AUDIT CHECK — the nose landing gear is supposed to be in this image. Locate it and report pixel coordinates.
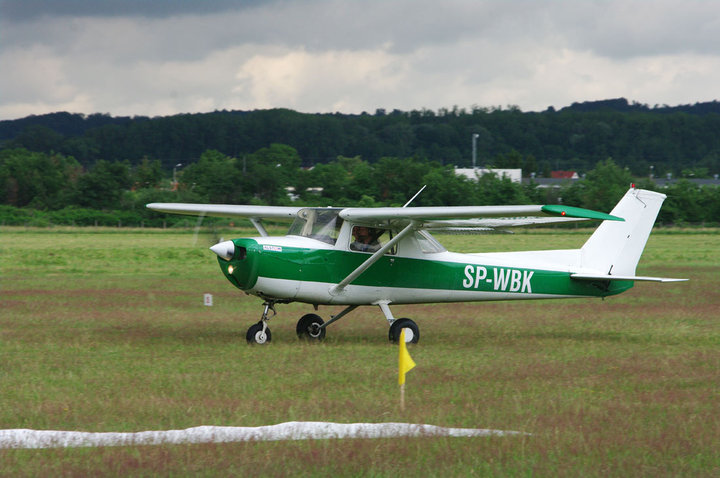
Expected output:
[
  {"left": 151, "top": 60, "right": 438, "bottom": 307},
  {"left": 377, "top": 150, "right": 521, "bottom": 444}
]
[{"left": 246, "top": 301, "right": 276, "bottom": 344}]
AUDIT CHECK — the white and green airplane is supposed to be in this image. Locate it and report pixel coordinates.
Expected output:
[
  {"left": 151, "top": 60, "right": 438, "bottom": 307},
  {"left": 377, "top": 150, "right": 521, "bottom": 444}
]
[{"left": 147, "top": 186, "right": 685, "bottom": 345}]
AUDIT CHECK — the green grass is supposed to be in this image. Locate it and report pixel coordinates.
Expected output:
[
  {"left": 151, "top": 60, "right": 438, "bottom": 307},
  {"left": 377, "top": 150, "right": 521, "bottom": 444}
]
[{"left": 1, "top": 227, "right": 719, "bottom": 476}]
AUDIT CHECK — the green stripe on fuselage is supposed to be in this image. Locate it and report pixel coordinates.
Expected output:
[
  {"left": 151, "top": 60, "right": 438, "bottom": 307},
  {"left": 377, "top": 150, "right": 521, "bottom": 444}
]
[{"left": 228, "top": 242, "right": 632, "bottom": 298}]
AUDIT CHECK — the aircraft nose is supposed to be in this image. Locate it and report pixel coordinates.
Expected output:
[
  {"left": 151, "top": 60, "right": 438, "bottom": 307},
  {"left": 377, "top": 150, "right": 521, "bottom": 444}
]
[{"left": 210, "top": 240, "right": 235, "bottom": 261}]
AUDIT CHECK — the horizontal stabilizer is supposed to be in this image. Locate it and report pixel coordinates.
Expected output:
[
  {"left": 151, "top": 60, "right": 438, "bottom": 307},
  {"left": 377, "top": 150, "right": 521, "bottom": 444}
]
[{"left": 571, "top": 273, "right": 688, "bottom": 283}]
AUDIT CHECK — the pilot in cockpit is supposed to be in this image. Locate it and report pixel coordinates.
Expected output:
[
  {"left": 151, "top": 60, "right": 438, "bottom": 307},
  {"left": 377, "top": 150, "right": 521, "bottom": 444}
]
[{"left": 350, "top": 226, "right": 382, "bottom": 252}]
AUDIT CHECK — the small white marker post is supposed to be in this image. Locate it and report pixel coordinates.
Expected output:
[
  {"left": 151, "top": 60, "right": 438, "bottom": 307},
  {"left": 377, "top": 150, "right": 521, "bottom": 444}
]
[{"left": 203, "top": 293, "right": 213, "bottom": 306}]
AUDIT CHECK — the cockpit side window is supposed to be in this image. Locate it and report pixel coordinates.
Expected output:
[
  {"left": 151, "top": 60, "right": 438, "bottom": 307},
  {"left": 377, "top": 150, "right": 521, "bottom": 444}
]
[
  {"left": 414, "top": 230, "right": 446, "bottom": 253},
  {"left": 350, "top": 226, "right": 396, "bottom": 254}
]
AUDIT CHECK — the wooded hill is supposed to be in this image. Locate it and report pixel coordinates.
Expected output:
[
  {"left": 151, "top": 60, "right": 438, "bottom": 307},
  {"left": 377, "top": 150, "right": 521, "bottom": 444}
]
[{"left": 2, "top": 98, "right": 720, "bottom": 178}]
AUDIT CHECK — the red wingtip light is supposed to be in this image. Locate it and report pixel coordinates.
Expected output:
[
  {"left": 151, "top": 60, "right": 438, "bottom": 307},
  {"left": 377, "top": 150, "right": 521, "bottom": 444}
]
[
  {"left": 561, "top": 211, "right": 566, "bottom": 216},
  {"left": 631, "top": 183, "right": 635, "bottom": 188}
]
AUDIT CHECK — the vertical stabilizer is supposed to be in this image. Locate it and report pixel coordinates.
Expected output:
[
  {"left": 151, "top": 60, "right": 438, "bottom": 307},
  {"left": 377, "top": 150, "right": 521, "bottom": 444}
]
[{"left": 580, "top": 188, "right": 666, "bottom": 276}]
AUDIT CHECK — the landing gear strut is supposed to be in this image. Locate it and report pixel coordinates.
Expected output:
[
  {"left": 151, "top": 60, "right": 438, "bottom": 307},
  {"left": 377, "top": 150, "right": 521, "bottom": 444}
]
[
  {"left": 246, "top": 301, "right": 276, "bottom": 344},
  {"left": 377, "top": 301, "right": 419, "bottom": 344}
]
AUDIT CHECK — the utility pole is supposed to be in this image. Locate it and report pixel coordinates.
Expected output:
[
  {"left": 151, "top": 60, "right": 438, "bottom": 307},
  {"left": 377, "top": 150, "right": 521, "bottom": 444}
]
[
  {"left": 173, "top": 163, "right": 182, "bottom": 191},
  {"left": 472, "top": 133, "right": 479, "bottom": 170}
]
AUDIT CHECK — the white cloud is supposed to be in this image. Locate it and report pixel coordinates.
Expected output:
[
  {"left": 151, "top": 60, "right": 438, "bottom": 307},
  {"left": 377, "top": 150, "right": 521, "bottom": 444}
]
[{"left": 232, "top": 46, "right": 407, "bottom": 111}]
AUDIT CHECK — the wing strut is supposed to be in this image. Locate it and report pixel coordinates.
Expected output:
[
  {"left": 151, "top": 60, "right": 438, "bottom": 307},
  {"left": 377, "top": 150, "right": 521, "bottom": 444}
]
[
  {"left": 329, "top": 222, "right": 416, "bottom": 295},
  {"left": 249, "top": 218, "right": 268, "bottom": 237}
]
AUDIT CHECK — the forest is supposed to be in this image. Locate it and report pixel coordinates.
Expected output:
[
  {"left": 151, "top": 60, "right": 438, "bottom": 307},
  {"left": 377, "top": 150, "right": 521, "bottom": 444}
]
[
  {"left": 1, "top": 145, "right": 718, "bottom": 228},
  {"left": 2, "top": 98, "right": 720, "bottom": 178},
  {"left": 1, "top": 98, "right": 719, "bottom": 227}
]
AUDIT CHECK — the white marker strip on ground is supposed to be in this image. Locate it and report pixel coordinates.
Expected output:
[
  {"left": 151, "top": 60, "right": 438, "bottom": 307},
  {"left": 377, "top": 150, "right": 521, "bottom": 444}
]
[{"left": 0, "top": 421, "right": 528, "bottom": 449}]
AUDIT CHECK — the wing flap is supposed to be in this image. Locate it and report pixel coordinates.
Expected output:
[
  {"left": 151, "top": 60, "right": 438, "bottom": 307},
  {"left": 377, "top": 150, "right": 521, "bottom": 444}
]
[{"left": 424, "top": 216, "right": 591, "bottom": 229}]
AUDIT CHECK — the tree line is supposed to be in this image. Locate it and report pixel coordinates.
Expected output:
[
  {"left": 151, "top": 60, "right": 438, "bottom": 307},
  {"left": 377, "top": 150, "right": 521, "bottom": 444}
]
[
  {"left": 1, "top": 146, "right": 718, "bottom": 227},
  {"left": 2, "top": 98, "right": 720, "bottom": 180}
]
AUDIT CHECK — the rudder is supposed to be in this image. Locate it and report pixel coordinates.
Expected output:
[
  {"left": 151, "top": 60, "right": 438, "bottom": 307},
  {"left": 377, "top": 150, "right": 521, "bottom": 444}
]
[{"left": 580, "top": 188, "right": 666, "bottom": 276}]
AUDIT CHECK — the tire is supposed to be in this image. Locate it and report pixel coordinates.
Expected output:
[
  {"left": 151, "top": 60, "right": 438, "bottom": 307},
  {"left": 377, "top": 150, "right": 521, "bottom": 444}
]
[
  {"left": 246, "top": 321, "right": 271, "bottom": 344},
  {"left": 296, "top": 313, "right": 326, "bottom": 341},
  {"left": 389, "top": 318, "right": 419, "bottom": 344}
]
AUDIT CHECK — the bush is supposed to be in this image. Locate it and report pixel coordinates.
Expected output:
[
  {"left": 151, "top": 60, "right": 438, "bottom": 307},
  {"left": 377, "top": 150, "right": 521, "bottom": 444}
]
[{"left": 0, "top": 205, "right": 36, "bottom": 225}]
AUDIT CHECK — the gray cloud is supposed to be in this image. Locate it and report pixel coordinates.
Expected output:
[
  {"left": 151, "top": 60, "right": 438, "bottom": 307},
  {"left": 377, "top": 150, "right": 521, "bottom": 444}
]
[
  {"left": 1, "top": 0, "right": 719, "bottom": 120},
  {"left": 558, "top": 1, "right": 720, "bottom": 58},
  {"left": 0, "top": 0, "right": 267, "bottom": 21}
]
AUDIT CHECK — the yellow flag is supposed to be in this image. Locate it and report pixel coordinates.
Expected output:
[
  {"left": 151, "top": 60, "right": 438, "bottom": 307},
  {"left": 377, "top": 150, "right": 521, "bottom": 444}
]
[{"left": 398, "top": 329, "right": 416, "bottom": 385}]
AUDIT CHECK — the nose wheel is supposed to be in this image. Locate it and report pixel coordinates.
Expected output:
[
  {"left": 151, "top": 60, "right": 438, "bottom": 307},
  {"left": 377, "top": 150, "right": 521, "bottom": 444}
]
[
  {"left": 247, "top": 301, "right": 276, "bottom": 344},
  {"left": 246, "top": 321, "right": 271, "bottom": 344}
]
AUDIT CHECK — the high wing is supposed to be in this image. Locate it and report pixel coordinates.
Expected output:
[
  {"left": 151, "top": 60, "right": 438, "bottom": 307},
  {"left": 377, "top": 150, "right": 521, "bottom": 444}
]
[
  {"left": 340, "top": 204, "right": 623, "bottom": 229},
  {"left": 146, "top": 203, "right": 301, "bottom": 219},
  {"left": 146, "top": 203, "right": 302, "bottom": 236},
  {"left": 146, "top": 202, "right": 622, "bottom": 234}
]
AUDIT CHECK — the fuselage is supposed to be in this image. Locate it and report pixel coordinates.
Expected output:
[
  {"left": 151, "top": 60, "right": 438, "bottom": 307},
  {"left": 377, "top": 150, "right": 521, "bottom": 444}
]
[{"left": 216, "top": 233, "right": 633, "bottom": 306}]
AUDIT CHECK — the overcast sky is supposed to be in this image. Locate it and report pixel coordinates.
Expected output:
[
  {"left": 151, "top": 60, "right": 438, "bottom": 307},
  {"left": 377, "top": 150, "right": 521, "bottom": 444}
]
[{"left": 1, "top": 0, "right": 719, "bottom": 120}]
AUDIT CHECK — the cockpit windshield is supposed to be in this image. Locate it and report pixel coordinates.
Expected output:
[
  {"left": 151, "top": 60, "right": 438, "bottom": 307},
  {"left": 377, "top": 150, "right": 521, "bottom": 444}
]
[{"left": 287, "top": 208, "right": 344, "bottom": 245}]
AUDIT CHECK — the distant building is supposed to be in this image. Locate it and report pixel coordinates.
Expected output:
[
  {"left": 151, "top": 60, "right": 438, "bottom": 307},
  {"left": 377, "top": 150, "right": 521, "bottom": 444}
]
[
  {"left": 455, "top": 168, "right": 522, "bottom": 183},
  {"left": 550, "top": 171, "right": 579, "bottom": 179},
  {"left": 524, "top": 171, "right": 580, "bottom": 188},
  {"left": 286, "top": 186, "right": 323, "bottom": 201}
]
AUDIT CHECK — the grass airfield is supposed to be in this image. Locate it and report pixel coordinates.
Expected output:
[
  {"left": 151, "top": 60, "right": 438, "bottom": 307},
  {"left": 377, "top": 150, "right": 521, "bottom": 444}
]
[{"left": 1, "top": 227, "right": 719, "bottom": 476}]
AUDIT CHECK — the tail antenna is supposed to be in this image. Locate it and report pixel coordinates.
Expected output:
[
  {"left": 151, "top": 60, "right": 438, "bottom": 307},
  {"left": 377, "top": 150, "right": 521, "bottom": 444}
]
[{"left": 403, "top": 185, "right": 427, "bottom": 208}]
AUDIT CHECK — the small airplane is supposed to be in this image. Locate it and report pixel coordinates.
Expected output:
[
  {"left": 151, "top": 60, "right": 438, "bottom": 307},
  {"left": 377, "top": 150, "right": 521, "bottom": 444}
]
[{"left": 147, "top": 186, "right": 686, "bottom": 345}]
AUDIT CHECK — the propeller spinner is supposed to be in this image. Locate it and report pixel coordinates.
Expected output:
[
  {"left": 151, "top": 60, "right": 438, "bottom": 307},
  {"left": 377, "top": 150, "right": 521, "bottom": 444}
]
[{"left": 210, "top": 240, "right": 235, "bottom": 261}]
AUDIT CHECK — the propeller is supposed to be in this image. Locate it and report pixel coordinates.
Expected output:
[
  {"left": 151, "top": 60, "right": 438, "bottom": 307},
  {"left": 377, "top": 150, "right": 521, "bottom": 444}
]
[{"left": 191, "top": 212, "right": 227, "bottom": 247}]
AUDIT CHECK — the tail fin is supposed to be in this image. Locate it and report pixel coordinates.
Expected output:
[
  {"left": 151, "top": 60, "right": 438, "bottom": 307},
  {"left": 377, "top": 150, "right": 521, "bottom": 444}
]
[{"left": 580, "top": 188, "right": 666, "bottom": 276}]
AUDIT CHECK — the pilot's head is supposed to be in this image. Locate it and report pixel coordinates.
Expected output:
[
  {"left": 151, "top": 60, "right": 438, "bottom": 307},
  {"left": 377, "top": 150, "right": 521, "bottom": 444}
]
[{"left": 354, "top": 226, "right": 370, "bottom": 241}]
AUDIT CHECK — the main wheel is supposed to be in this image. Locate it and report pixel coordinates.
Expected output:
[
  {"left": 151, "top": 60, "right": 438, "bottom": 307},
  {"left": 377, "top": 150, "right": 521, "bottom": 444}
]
[
  {"left": 389, "top": 318, "right": 419, "bottom": 344},
  {"left": 246, "top": 321, "right": 272, "bottom": 344},
  {"left": 296, "top": 313, "right": 326, "bottom": 341}
]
